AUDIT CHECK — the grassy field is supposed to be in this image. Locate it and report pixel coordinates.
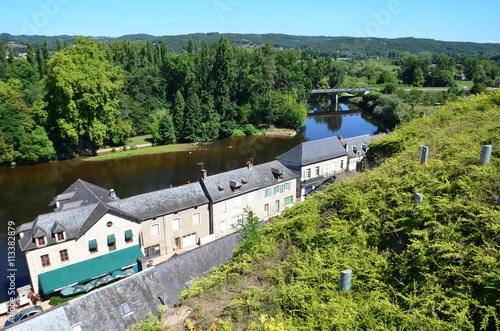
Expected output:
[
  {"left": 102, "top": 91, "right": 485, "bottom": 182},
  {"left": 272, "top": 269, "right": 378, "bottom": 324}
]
[
  {"left": 125, "top": 135, "right": 153, "bottom": 146},
  {"left": 90, "top": 143, "right": 199, "bottom": 160}
]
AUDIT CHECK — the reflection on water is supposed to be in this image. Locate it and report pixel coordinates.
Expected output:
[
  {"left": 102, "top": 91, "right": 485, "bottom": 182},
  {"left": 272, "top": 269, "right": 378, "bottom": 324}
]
[{"left": 0, "top": 102, "right": 385, "bottom": 300}]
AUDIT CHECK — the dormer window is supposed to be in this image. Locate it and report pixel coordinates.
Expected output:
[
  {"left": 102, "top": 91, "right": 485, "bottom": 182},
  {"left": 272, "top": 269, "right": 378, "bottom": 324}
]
[
  {"left": 230, "top": 180, "right": 241, "bottom": 192},
  {"left": 37, "top": 237, "right": 46, "bottom": 247},
  {"left": 353, "top": 146, "right": 358, "bottom": 154},
  {"left": 56, "top": 232, "right": 65, "bottom": 242},
  {"left": 217, "top": 185, "right": 224, "bottom": 192}
]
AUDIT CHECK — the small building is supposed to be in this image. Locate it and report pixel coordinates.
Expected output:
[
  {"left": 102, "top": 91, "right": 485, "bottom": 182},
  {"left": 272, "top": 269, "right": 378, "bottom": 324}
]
[
  {"left": 276, "top": 136, "right": 348, "bottom": 198},
  {"left": 199, "top": 160, "right": 299, "bottom": 240},
  {"left": 342, "top": 133, "right": 386, "bottom": 171},
  {"left": 108, "top": 182, "right": 211, "bottom": 259},
  {"left": 16, "top": 180, "right": 144, "bottom": 296}
]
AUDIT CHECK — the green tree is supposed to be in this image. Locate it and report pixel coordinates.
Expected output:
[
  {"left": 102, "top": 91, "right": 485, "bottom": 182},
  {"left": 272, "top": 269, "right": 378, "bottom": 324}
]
[
  {"left": 329, "top": 62, "right": 345, "bottom": 88},
  {"left": 7, "top": 46, "right": 14, "bottom": 65},
  {"left": 157, "top": 111, "right": 176, "bottom": 144},
  {"left": 261, "top": 43, "right": 276, "bottom": 89},
  {"left": 35, "top": 42, "right": 46, "bottom": 77},
  {"left": 172, "top": 90, "right": 185, "bottom": 139},
  {"left": 43, "top": 36, "right": 123, "bottom": 153},
  {"left": 0, "top": 40, "right": 6, "bottom": 79},
  {"left": 232, "top": 207, "right": 261, "bottom": 254},
  {"left": 183, "top": 92, "right": 205, "bottom": 142},
  {"left": 108, "top": 120, "right": 136, "bottom": 146},
  {"left": 0, "top": 131, "right": 16, "bottom": 163},
  {"left": 18, "top": 126, "right": 55, "bottom": 163},
  {"left": 464, "top": 57, "right": 483, "bottom": 80},
  {"left": 373, "top": 94, "right": 409, "bottom": 129},
  {"left": 377, "top": 70, "right": 397, "bottom": 85},
  {"left": 399, "top": 54, "right": 427, "bottom": 86}
]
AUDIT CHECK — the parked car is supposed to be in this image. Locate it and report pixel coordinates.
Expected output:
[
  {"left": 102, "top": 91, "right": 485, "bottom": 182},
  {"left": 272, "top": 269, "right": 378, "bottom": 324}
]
[{"left": 4, "top": 306, "right": 43, "bottom": 327}]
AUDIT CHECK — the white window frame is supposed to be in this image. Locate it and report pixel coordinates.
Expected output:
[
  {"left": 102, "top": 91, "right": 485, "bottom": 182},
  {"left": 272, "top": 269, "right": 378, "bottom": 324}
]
[
  {"left": 151, "top": 224, "right": 160, "bottom": 237},
  {"left": 172, "top": 218, "right": 180, "bottom": 230},
  {"left": 192, "top": 212, "right": 201, "bottom": 225}
]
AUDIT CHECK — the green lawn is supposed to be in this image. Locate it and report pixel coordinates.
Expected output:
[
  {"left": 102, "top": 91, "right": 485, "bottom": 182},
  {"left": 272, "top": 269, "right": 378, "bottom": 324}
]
[
  {"left": 125, "top": 135, "right": 153, "bottom": 146},
  {"left": 454, "top": 80, "right": 473, "bottom": 88},
  {"left": 90, "top": 143, "right": 193, "bottom": 160}
]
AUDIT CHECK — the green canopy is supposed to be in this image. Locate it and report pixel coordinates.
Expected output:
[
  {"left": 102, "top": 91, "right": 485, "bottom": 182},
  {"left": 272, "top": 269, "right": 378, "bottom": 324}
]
[
  {"left": 124, "top": 229, "right": 133, "bottom": 239},
  {"left": 39, "top": 245, "right": 144, "bottom": 294},
  {"left": 88, "top": 239, "right": 98, "bottom": 249},
  {"left": 107, "top": 234, "right": 116, "bottom": 245}
]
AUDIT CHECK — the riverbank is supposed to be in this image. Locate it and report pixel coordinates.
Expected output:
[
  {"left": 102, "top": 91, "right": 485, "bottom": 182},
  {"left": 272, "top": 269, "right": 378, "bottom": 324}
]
[{"left": 89, "top": 128, "right": 296, "bottom": 161}]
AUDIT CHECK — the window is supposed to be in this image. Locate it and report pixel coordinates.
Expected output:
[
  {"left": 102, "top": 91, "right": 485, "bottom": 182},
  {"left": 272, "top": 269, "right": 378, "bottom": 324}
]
[
  {"left": 41, "top": 254, "right": 50, "bottom": 267},
  {"left": 107, "top": 234, "right": 116, "bottom": 252},
  {"left": 264, "top": 203, "right": 269, "bottom": 216},
  {"left": 192, "top": 212, "right": 201, "bottom": 225},
  {"left": 274, "top": 185, "right": 279, "bottom": 195},
  {"left": 151, "top": 224, "right": 160, "bottom": 237},
  {"left": 172, "top": 218, "right": 180, "bottom": 230},
  {"left": 315, "top": 166, "right": 320, "bottom": 177},
  {"left": 60, "top": 249, "right": 69, "bottom": 262},
  {"left": 145, "top": 245, "right": 161, "bottom": 259},
  {"left": 107, "top": 221, "right": 113, "bottom": 227},
  {"left": 340, "top": 160, "right": 344, "bottom": 169},
  {"left": 274, "top": 200, "right": 280, "bottom": 213},
  {"left": 222, "top": 201, "right": 227, "bottom": 213},
  {"left": 284, "top": 182, "right": 291, "bottom": 191},
  {"left": 37, "top": 237, "right": 46, "bottom": 246},
  {"left": 89, "top": 239, "right": 98, "bottom": 253},
  {"left": 124, "top": 229, "right": 133, "bottom": 243},
  {"left": 56, "top": 232, "right": 65, "bottom": 241},
  {"left": 284, "top": 196, "right": 293, "bottom": 206},
  {"left": 305, "top": 168, "right": 311, "bottom": 179},
  {"left": 264, "top": 188, "right": 272, "bottom": 197},
  {"left": 174, "top": 237, "right": 181, "bottom": 250},
  {"left": 121, "top": 303, "right": 132, "bottom": 315},
  {"left": 182, "top": 233, "right": 197, "bottom": 248},
  {"left": 353, "top": 146, "right": 358, "bottom": 154}
]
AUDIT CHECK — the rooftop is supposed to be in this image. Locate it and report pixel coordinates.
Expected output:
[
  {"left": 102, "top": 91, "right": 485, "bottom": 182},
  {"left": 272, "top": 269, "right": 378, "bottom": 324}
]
[{"left": 276, "top": 136, "right": 348, "bottom": 166}]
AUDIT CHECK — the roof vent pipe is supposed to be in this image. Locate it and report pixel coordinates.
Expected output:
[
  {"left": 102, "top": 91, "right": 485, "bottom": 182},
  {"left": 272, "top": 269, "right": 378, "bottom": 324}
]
[{"left": 109, "top": 189, "right": 116, "bottom": 199}]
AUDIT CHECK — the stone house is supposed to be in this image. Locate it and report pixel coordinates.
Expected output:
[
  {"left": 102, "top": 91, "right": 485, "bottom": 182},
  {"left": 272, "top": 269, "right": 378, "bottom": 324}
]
[
  {"left": 276, "top": 135, "right": 348, "bottom": 198},
  {"left": 16, "top": 180, "right": 143, "bottom": 296},
  {"left": 198, "top": 160, "right": 299, "bottom": 240}
]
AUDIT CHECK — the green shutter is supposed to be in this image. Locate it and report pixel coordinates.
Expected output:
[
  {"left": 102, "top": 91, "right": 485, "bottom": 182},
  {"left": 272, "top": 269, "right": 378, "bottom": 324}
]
[
  {"left": 284, "top": 196, "right": 293, "bottom": 206},
  {"left": 88, "top": 239, "right": 98, "bottom": 249},
  {"left": 124, "top": 229, "right": 133, "bottom": 239},
  {"left": 107, "top": 234, "right": 116, "bottom": 245}
]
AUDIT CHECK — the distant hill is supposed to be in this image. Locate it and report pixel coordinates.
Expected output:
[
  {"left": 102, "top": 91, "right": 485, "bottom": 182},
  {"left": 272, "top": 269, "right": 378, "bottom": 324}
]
[{"left": 1, "top": 32, "right": 500, "bottom": 57}]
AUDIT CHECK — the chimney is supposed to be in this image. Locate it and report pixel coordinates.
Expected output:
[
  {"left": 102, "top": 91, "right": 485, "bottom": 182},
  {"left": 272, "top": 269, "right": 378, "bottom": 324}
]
[
  {"left": 109, "top": 189, "right": 116, "bottom": 199},
  {"left": 344, "top": 141, "right": 348, "bottom": 151},
  {"left": 201, "top": 169, "right": 208, "bottom": 181},
  {"left": 246, "top": 160, "right": 253, "bottom": 169}
]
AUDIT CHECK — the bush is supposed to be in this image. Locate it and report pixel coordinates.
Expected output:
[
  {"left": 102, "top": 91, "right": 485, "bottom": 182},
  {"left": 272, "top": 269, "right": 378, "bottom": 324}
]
[{"left": 243, "top": 124, "right": 257, "bottom": 135}]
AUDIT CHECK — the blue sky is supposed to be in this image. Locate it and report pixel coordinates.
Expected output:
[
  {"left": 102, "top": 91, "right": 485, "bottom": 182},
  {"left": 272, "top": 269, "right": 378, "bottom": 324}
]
[{"left": 1, "top": 0, "right": 499, "bottom": 43}]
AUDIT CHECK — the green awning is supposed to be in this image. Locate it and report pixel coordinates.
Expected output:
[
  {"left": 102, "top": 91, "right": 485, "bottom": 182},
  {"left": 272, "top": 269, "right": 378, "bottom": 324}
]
[
  {"left": 124, "top": 229, "right": 133, "bottom": 239},
  {"left": 88, "top": 239, "right": 98, "bottom": 249},
  {"left": 39, "top": 245, "right": 144, "bottom": 295},
  {"left": 107, "top": 234, "right": 116, "bottom": 245}
]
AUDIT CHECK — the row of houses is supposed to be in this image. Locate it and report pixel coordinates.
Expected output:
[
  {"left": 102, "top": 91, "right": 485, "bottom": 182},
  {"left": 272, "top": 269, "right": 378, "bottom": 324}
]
[{"left": 16, "top": 134, "right": 383, "bottom": 296}]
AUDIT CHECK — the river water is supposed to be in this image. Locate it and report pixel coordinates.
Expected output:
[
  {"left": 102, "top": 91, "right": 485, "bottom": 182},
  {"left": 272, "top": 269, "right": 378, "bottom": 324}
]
[{"left": 0, "top": 102, "right": 383, "bottom": 300}]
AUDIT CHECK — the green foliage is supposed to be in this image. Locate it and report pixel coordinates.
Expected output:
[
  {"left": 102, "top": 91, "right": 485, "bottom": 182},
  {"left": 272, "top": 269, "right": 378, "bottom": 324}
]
[
  {"left": 373, "top": 94, "right": 410, "bottom": 129},
  {"left": 127, "top": 306, "right": 165, "bottom": 331},
  {"left": 157, "top": 111, "right": 176, "bottom": 144},
  {"left": 176, "top": 91, "right": 500, "bottom": 331},
  {"left": 43, "top": 36, "right": 123, "bottom": 152},
  {"left": 232, "top": 208, "right": 262, "bottom": 254},
  {"left": 108, "top": 120, "right": 136, "bottom": 146}
]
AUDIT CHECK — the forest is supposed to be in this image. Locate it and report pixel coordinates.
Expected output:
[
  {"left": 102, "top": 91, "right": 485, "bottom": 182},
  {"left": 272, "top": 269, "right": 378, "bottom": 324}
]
[
  {"left": 1, "top": 34, "right": 500, "bottom": 164},
  {"left": 130, "top": 91, "right": 500, "bottom": 331}
]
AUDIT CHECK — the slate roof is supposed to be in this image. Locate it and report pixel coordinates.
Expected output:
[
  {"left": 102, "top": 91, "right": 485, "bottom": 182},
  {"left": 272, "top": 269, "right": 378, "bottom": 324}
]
[
  {"left": 48, "top": 179, "right": 119, "bottom": 210},
  {"left": 17, "top": 179, "right": 139, "bottom": 252},
  {"left": 109, "top": 182, "right": 210, "bottom": 220},
  {"left": 276, "top": 136, "right": 348, "bottom": 166},
  {"left": 200, "top": 160, "right": 299, "bottom": 203},
  {"left": 343, "top": 133, "right": 386, "bottom": 158}
]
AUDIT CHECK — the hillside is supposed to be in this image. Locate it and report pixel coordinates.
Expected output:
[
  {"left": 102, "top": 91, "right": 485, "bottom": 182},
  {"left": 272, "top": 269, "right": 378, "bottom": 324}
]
[
  {"left": 2, "top": 32, "right": 500, "bottom": 57},
  {"left": 163, "top": 92, "right": 500, "bottom": 330}
]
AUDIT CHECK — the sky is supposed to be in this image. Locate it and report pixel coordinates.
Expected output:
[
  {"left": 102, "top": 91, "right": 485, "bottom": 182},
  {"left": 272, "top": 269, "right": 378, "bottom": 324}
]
[{"left": 1, "top": 0, "right": 499, "bottom": 43}]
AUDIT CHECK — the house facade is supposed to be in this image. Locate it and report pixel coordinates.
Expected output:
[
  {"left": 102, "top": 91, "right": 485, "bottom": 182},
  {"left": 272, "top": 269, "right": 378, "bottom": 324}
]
[
  {"left": 342, "top": 133, "right": 386, "bottom": 171},
  {"left": 276, "top": 135, "right": 349, "bottom": 198},
  {"left": 108, "top": 182, "right": 211, "bottom": 259},
  {"left": 16, "top": 180, "right": 143, "bottom": 295},
  {"left": 199, "top": 160, "right": 299, "bottom": 240}
]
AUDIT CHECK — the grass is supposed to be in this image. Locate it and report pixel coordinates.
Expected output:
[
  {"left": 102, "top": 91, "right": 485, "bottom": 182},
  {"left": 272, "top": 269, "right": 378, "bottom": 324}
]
[
  {"left": 49, "top": 294, "right": 84, "bottom": 306},
  {"left": 454, "top": 80, "right": 473, "bottom": 88},
  {"left": 126, "top": 135, "right": 153, "bottom": 146},
  {"left": 90, "top": 143, "right": 196, "bottom": 160}
]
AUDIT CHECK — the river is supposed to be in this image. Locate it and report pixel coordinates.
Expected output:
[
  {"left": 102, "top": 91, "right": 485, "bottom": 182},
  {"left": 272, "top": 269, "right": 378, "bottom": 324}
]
[{"left": 0, "top": 102, "right": 383, "bottom": 300}]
